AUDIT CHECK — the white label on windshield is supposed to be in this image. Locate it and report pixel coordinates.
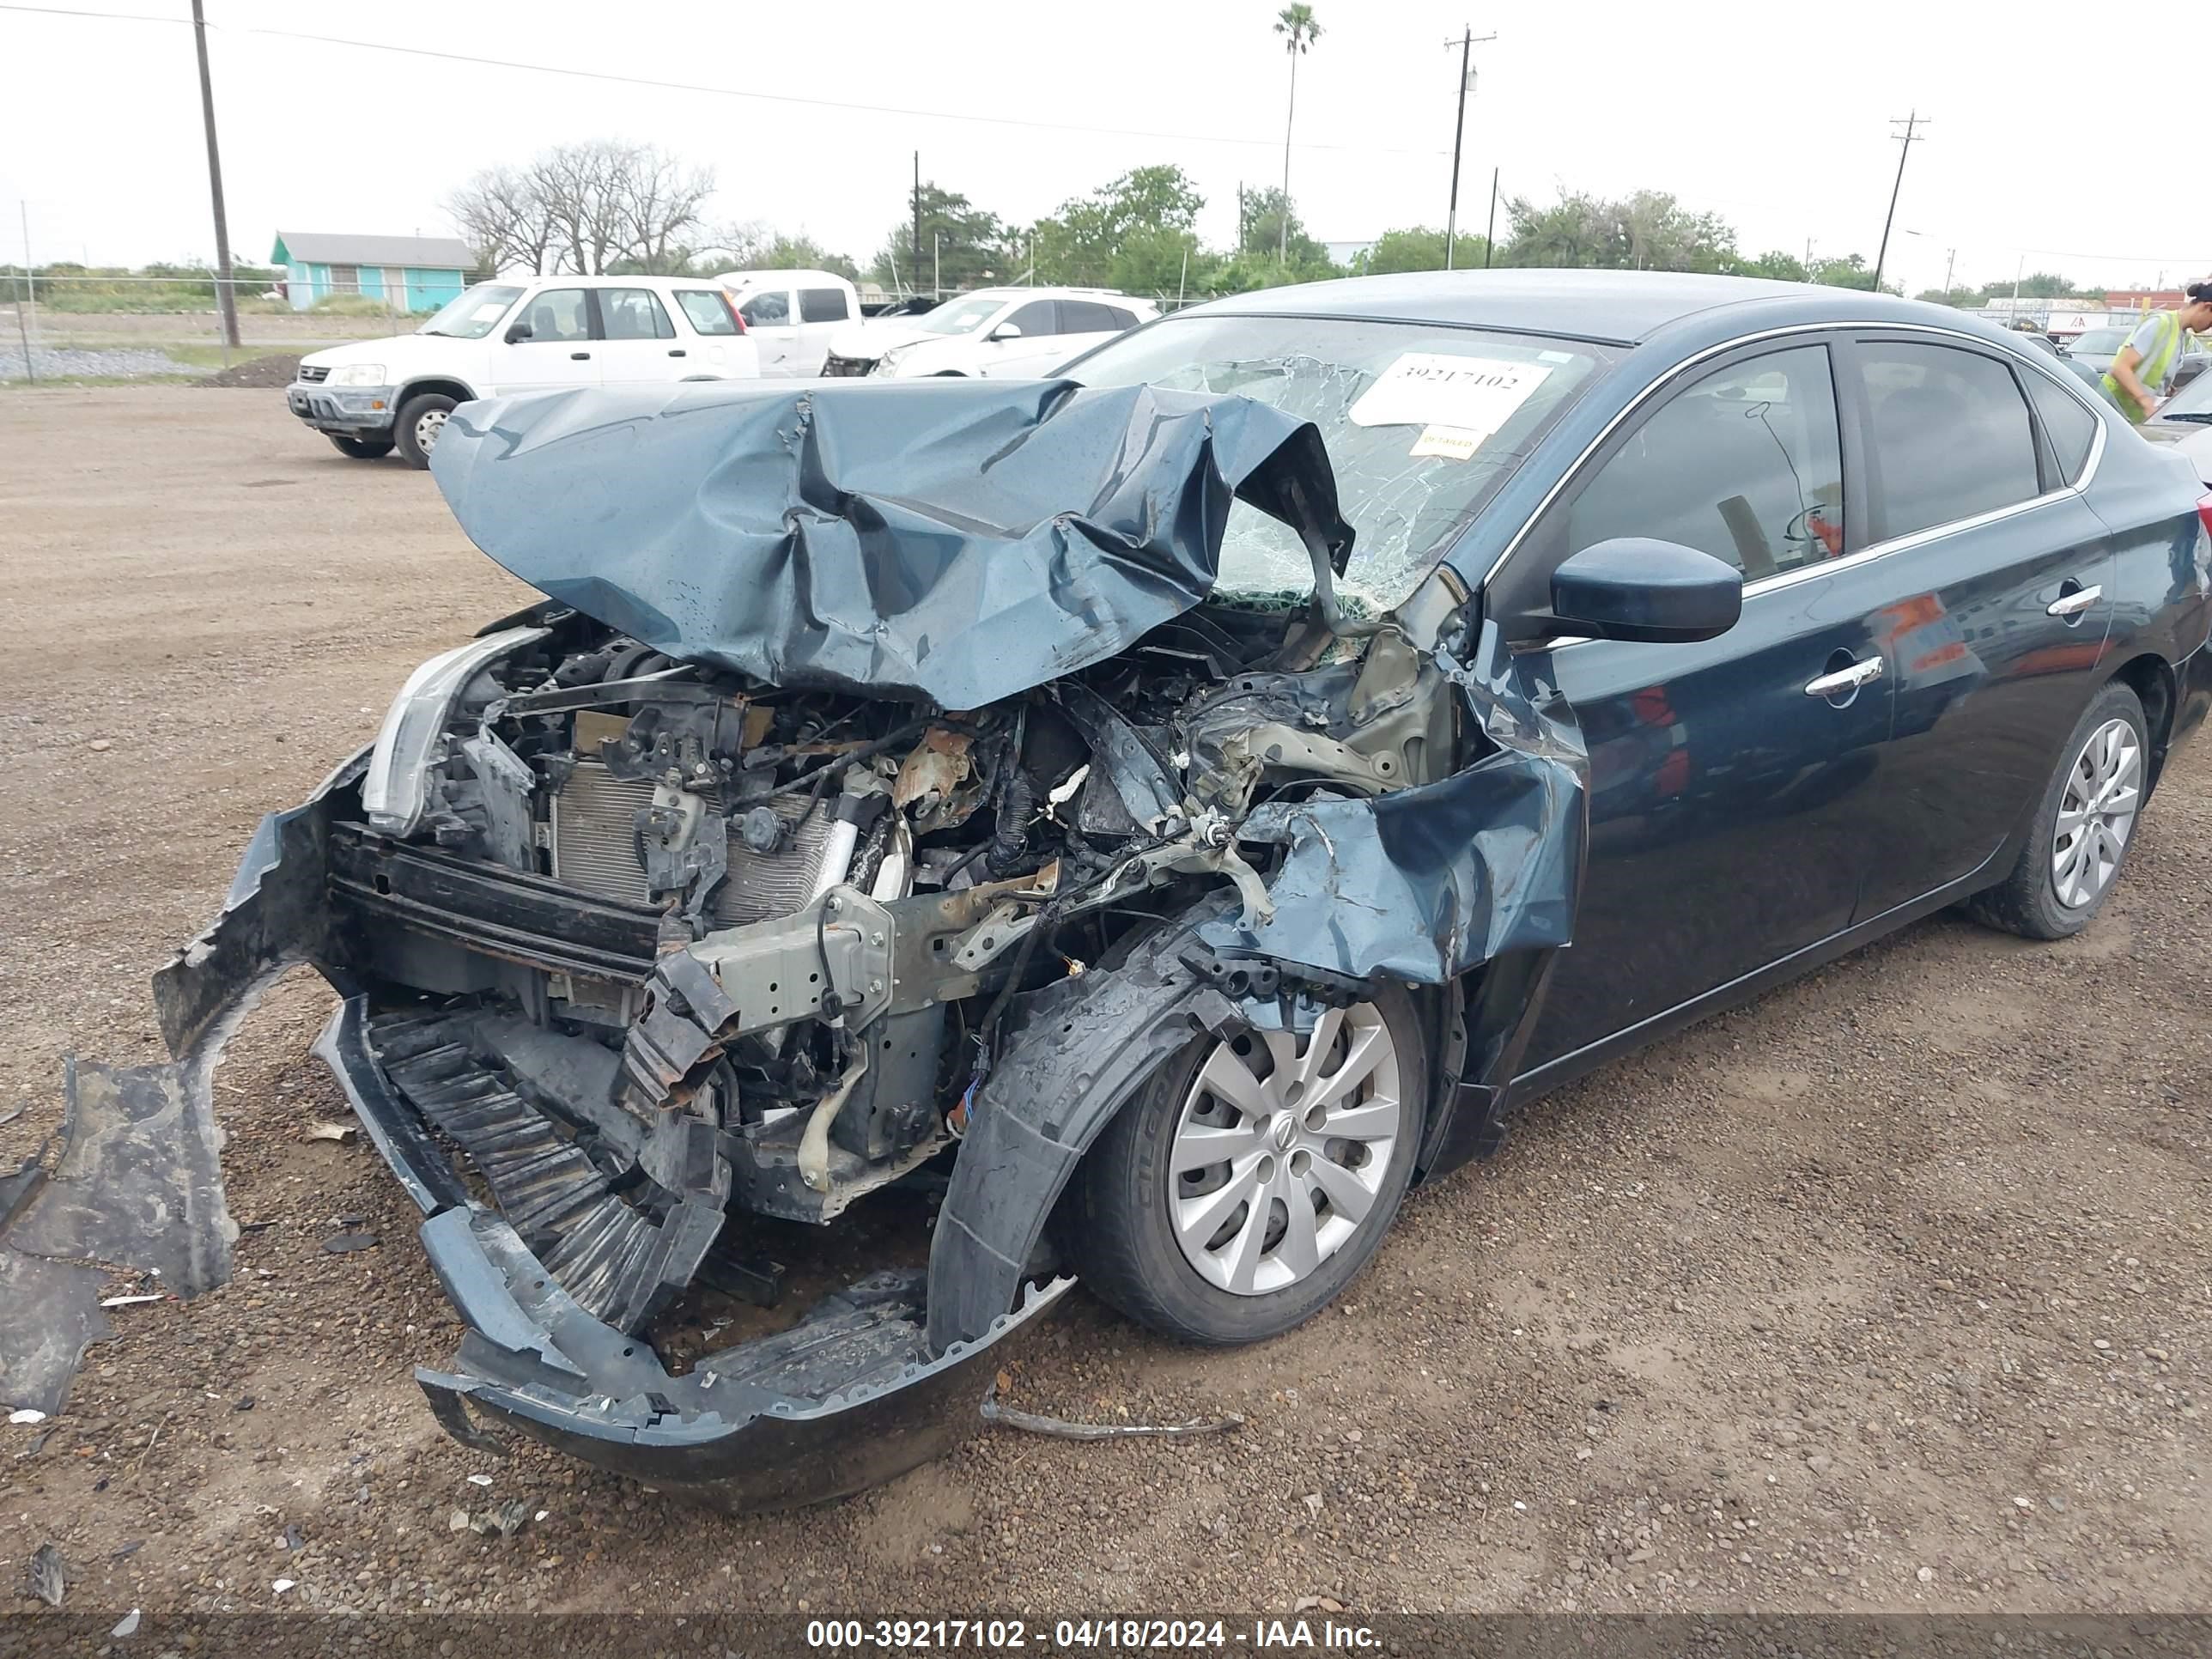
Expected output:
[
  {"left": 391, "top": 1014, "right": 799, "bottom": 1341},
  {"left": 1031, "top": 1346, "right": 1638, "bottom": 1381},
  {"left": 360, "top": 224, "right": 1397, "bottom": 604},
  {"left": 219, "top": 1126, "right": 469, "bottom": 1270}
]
[
  {"left": 1409, "top": 424, "right": 1481, "bottom": 461},
  {"left": 1350, "top": 354, "right": 1552, "bottom": 447},
  {"left": 472, "top": 302, "right": 510, "bottom": 321}
]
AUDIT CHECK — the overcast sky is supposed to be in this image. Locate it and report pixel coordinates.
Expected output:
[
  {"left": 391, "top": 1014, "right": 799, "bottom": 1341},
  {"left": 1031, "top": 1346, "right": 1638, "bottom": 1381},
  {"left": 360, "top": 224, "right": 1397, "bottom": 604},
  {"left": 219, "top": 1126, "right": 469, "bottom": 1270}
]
[{"left": 1, "top": 0, "right": 2199, "bottom": 300}]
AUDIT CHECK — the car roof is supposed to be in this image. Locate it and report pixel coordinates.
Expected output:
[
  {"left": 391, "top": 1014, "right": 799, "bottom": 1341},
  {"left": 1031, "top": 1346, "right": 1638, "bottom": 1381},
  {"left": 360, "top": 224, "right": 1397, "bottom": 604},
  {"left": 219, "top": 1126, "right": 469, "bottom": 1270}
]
[{"left": 1187, "top": 267, "right": 1956, "bottom": 347}]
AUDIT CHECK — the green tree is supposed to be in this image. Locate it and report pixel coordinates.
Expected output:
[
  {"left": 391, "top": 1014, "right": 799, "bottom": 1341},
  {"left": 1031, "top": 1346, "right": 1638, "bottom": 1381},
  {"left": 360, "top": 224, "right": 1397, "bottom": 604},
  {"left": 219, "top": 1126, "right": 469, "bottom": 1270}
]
[
  {"left": 1237, "top": 186, "right": 1337, "bottom": 278},
  {"left": 1726, "top": 249, "right": 1809, "bottom": 283},
  {"left": 754, "top": 235, "right": 859, "bottom": 281},
  {"left": 1809, "top": 252, "right": 1879, "bottom": 291},
  {"left": 870, "top": 183, "right": 1012, "bottom": 293},
  {"left": 1981, "top": 270, "right": 2074, "bottom": 300},
  {"left": 1273, "top": 4, "right": 1322, "bottom": 264},
  {"left": 1498, "top": 191, "right": 1623, "bottom": 268},
  {"left": 1029, "top": 164, "right": 1206, "bottom": 291},
  {"left": 1365, "top": 226, "right": 1461, "bottom": 274}
]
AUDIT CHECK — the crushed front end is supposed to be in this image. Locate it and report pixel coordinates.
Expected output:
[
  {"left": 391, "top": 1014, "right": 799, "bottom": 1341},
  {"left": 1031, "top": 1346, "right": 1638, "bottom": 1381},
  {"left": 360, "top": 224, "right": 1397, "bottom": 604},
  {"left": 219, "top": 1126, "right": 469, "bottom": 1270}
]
[{"left": 147, "top": 377, "right": 1587, "bottom": 1507}]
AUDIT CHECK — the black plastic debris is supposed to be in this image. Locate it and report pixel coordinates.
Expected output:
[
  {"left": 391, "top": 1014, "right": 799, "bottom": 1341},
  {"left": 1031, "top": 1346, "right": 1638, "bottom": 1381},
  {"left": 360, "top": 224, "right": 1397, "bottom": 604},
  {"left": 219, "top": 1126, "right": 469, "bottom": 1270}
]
[
  {"left": 321, "top": 1231, "right": 377, "bottom": 1255},
  {"left": 0, "top": 1252, "right": 112, "bottom": 1417},
  {"left": 3, "top": 1059, "right": 237, "bottom": 1295}
]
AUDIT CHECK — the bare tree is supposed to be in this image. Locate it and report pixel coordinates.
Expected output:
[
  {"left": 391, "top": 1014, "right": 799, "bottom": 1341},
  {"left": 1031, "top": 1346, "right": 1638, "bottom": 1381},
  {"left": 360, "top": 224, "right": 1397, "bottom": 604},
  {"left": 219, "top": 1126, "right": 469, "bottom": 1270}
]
[
  {"left": 446, "top": 165, "right": 555, "bottom": 274},
  {"left": 444, "top": 140, "right": 719, "bottom": 275}
]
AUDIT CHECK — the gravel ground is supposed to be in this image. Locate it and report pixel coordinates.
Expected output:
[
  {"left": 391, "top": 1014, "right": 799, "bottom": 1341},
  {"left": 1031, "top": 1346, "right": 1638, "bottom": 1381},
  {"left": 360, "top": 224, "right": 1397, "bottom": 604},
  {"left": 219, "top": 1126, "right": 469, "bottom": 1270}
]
[
  {"left": 0, "top": 346, "right": 199, "bottom": 382},
  {"left": 2, "top": 389, "right": 2209, "bottom": 1625}
]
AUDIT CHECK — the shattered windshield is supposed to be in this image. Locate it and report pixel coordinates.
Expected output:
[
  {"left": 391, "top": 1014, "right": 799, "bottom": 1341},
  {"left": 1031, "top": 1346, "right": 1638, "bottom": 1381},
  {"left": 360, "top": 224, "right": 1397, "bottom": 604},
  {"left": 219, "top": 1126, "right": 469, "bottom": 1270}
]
[{"left": 1066, "top": 314, "right": 1616, "bottom": 609}]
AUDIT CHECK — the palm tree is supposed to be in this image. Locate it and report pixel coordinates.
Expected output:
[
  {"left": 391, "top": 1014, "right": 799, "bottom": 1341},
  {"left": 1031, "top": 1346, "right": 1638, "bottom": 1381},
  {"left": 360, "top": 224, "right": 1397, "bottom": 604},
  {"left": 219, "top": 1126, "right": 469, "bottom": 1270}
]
[{"left": 1273, "top": 4, "right": 1321, "bottom": 264}]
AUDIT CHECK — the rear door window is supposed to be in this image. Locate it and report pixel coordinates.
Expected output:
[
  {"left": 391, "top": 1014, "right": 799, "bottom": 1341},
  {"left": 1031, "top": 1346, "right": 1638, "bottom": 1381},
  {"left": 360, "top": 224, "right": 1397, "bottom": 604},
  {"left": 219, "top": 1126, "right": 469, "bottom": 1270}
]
[
  {"left": 1563, "top": 343, "right": 1846, "bottom": 581},
  {"left": 1060, "top": 301, "right": 1127, "bottom": 333},
  {"left": 1856, "top": 342, "right": 2042, "bottom": 540},
  {"left": 598, "top": 288, "right": 677, "bottom": 341},
  {"left": 799, "top": 287, "right": 851, "bottom": 323},
  {"left": 2022, "top": 369, "right": 2100, "bottom": 485}
]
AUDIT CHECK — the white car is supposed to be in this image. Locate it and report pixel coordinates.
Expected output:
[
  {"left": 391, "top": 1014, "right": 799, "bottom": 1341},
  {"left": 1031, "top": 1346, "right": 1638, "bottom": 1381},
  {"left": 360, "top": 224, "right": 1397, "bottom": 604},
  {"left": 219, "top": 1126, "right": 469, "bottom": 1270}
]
[
  {"left": 287, "top": 276, "right": 762, "bottom": 468},
  {"left": 713, "top": 269, "right": 862, "bottom": 377},
  {"left": 823, "top": 288, "right": 1158, "bottom": 380}
]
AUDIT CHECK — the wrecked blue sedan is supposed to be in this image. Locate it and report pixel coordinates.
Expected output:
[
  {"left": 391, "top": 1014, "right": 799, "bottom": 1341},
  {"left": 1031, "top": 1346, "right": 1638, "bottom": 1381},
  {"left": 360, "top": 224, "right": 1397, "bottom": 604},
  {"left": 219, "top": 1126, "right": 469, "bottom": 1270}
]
[{"left": 136, "top": 270, "right": 2212, "bottom": 1509}]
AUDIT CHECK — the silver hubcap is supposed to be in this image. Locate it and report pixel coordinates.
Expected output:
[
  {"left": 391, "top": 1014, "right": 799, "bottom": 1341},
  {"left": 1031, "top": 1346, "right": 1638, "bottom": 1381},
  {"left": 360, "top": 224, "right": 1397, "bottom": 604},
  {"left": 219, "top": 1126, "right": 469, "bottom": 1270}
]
[
  {"left": 414, "top": 407, "right": 448, "bottom": 453},
  {"left": 2052, "top": 717, "right": 2141, "bottom": 909},
  {"left": 1169, "top": 1001, "right": 1402, "bottom": 1297}
]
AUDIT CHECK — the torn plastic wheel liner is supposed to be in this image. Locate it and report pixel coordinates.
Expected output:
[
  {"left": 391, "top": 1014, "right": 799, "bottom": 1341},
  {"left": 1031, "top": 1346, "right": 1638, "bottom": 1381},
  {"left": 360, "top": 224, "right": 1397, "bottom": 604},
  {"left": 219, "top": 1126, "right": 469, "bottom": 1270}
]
[{"left": 318, "top": 996, "right": 1071, "bottom": 1511}]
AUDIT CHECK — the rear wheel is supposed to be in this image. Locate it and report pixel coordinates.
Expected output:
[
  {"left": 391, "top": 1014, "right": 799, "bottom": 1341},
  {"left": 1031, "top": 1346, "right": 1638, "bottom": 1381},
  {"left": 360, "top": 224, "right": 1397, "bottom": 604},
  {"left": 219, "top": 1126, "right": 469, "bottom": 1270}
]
[
  {"left": 1966, "top": 681, "right": 2148, "bottom": 939},
  {"left": 327, "top": 434, "right": 393, "bottom": 460},
  {"left": 1067, "top": 984, "right": 1426, "bottom": 1346},
  {"left": 393, "top": 392, "right": 457, "bottom": 469}
]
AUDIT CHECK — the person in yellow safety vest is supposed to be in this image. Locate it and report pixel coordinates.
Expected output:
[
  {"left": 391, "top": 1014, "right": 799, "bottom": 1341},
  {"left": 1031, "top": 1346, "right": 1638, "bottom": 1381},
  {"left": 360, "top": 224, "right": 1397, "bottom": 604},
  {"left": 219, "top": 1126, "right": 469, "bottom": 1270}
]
[{"left": 2102, "top": 282, "right": 2212, "bottom": 423}]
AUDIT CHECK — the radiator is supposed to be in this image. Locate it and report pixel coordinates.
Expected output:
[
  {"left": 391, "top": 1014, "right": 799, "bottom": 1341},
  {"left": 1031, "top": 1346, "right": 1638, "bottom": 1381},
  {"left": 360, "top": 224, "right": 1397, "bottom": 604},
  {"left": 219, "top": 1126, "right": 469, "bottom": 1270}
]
[{"left": 549, "top": 760, "right": 835, "bottom": 927}]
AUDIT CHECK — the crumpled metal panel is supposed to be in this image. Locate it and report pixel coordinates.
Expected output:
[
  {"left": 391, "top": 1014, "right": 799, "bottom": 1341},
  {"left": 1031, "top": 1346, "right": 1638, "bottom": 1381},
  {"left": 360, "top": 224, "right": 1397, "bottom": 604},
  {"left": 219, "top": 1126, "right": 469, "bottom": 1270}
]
[
  {"left": 428, "top": 380, "right": 1352, "bottom": 708},
  {"left": 1203, "top": 752, "right": 1583, "bottom": 983},
  {"left": 1203, "top": 619, "right": 1589, "bottom": 985}
]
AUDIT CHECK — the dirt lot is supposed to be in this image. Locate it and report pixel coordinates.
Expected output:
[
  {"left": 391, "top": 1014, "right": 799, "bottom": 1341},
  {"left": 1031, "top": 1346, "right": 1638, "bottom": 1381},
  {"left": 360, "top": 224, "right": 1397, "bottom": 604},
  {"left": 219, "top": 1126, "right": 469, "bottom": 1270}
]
[{"left": 2, "top": 388, "right": 2209, "bottom": 1623}]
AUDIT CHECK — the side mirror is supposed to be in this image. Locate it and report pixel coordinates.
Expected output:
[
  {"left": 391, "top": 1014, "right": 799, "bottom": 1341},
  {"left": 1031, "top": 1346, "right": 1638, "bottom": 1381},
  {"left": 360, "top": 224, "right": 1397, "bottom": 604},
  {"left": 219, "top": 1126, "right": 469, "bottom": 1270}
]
[
  {"left": 1547, "top": 538, "right": 1742, "bottom": 644},
  {"left": 503, "top": 319, "right": 533, "bottom": 343},
  {"left": 988, "top": 323, "right": 1024, "bottom": 341}
]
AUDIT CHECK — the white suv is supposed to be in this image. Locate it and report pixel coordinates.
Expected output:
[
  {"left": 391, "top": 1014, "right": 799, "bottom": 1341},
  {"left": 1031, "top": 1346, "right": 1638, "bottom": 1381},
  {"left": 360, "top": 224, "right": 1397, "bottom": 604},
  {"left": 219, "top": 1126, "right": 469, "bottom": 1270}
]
[
  {"left": 288, "top": 275, "right": 763, "bottom": 468},
  {"left": 823, "top": 287, "right": 1158, "bottom": 380}
]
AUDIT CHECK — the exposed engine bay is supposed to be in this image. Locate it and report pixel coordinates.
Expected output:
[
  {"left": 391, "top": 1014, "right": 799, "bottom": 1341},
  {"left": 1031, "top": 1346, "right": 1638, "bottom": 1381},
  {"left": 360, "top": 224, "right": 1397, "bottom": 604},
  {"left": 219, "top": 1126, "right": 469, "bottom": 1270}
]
[
  {"left": 127, "top": 377, "right": 1587, "bottom": 1509},
  {"left": 326, "top": 597, "right": 1455, "bottom": 1330}
]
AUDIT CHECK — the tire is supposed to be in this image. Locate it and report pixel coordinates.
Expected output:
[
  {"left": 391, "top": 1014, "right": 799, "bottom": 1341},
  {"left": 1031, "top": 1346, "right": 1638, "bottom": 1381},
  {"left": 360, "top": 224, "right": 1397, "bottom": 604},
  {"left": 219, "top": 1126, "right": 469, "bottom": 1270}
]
[
  {"left": 327, "top": 434, "right": 393, "bottom": 460},
  {"left": 1066, "top": 982, "right": 1428, "bottom": 1346},
  {"left": 1966, "top": 681, "right": 2148, "bottom": 939},
  {"left": 393, "top": 392, "right": 457, "bottom": 470}
]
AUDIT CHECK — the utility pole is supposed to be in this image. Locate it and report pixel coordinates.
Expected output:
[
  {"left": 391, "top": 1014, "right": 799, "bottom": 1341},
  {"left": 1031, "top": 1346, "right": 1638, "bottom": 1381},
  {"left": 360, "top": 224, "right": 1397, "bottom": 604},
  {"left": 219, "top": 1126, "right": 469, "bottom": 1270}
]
[
  {"left": 1871, "top": 110, "right": 1929, "bottom": 292},
  {"left": 189, "top": 0, "right": 240, "bottom": 350},
  {"left": 1942, "top": 246, "right": 1956, "bottom": 297},
  {"left": 911, "top": 152, "right": 921, "bottom": 295},
  {"left": 1482, "top": 167, "right": 1498, "bottom": 268},
  {"left": 14, "top": 201, "right": 33, "bottom": 385},
  {"left": 1443, "top": 27, "right": 1495, "bottom": 270}
]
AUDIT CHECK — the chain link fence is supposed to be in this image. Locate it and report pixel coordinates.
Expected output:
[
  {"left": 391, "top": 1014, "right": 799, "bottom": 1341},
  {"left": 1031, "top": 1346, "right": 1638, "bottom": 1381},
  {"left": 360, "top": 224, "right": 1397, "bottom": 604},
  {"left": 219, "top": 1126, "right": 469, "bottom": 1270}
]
[{"left": 0, "top": 269, "right": 411, "bottom": 385}]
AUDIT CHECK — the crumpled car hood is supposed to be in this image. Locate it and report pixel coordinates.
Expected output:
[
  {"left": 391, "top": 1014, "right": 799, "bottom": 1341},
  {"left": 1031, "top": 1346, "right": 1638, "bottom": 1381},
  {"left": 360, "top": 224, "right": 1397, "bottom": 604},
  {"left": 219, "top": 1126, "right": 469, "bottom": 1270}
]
[{"left": 429, "top": 379, "right": 1352, "bottom": 708}]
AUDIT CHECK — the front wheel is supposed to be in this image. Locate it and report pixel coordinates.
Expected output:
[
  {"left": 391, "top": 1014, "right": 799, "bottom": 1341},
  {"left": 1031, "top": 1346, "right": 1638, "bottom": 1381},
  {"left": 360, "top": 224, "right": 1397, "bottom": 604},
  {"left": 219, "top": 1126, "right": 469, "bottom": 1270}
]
[
  {"left": 1066, "top": 984, "right": 1427, "bottom": 1346},
  {"left": 1966, "top": 680, "right": 2148, "bottom": 939},
  {"left": 393, "top": 392, "right": 457, "bottom": 469},
  {"left": 327, "top": 434, "right": 393, "bottom": 460}
]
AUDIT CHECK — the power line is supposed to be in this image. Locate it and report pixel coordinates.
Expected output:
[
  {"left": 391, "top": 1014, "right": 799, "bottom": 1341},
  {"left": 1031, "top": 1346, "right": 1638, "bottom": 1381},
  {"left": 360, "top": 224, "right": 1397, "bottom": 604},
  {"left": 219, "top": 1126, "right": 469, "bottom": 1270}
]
[{"left": 0, "top": 4, "right": 1450, "bottom": 159}]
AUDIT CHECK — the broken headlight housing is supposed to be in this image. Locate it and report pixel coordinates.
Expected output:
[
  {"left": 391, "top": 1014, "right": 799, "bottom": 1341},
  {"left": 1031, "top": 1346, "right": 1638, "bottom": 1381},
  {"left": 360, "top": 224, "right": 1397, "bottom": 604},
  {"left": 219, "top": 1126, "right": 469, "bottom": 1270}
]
[{"left": 359, "top": 625, "right": 548, "bottom": 836}]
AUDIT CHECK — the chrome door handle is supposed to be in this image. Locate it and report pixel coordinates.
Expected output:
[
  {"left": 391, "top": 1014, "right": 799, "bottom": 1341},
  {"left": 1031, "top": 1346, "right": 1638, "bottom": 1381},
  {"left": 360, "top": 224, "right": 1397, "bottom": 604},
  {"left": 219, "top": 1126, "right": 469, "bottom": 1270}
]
[
  {"left": 1804, "top": 656, "right": 1886, "bottom": 698},
  {"left": 2047, "top": 584, "right": 2102, "bottom": 618}
]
